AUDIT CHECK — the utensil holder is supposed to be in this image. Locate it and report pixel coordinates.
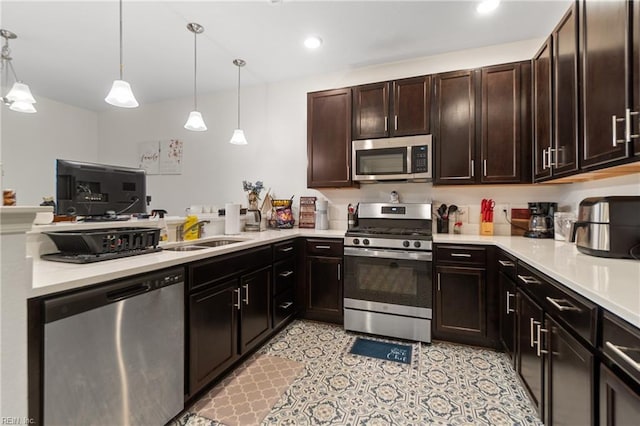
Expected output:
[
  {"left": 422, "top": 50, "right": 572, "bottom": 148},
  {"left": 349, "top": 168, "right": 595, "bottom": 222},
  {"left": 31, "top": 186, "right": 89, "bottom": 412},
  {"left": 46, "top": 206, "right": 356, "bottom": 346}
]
[{"left": 436, "top": 218, "right": 449, "bottom": 233}]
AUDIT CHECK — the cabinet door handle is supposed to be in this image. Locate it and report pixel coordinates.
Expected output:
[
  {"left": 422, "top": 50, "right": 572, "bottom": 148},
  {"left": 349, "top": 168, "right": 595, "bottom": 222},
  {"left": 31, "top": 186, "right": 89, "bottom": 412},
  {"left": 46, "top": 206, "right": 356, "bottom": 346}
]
[
  {"left": 315, "top": 245, "right": 331, "bottom": 249},
  {"left": 536, "top": 323, "right": 549, "bottom": 357},
  {"left": 242, "top": 284, "right": 249, "bottom": 305},
  {"left": 548, "top": 148, "right": 556, "bottom": 167},
  {"left": 612, "top": 114, "right": 626, "bottom": 146},
  {"left": 279, "top": 246, "right": 293, "bottom": 253},
  {"left": 498, "top": 260, "right": 515, "bottom": 267},
  {"left": 233, "top": 288, "right": 241, "bottom": 310},
  {"left": 605, "top": 341, "right": 640, "bottom": 373},
  {"left": 279, "top": 270, "right": 294, "bottom": 278},
  {"left": 627, "top": 108, "right": 640, "bottom": 141},
  {"left": 483, "top": 159, "right": 487, "bottom": 176},
  {"left": 471, "top": 160, "right": 475, "bottom": 177},
  {"left": 530, "top": 318, "right": 538, "bottom": 348},
  {"left": 437, "top": 273, "right": 441, "bottom": 291},
  {"left": 279, "top": 302, "right": 293, "bottom": 310},
  {"left": 506, "top": 292, "right": 515, "bottom": 314},
  {"left": 517, "top": 274, "right": 541, "bottom": 285},
  {"left": 542, "top": 147, "right": 547, "bottom": 170},
  {"left": 337, "top": 264, "right": 341, "bottom": 280},
  {"left": 546, "top": 297, "right": 580, "bottom": 312},
  {"left": 451, "top": 253, "right": 472, "bottom": 258},
  {"left": 394, "top": 115, "right": 398, "bottom": 130},
  {"left": 384, "top": 116, "right": 388, "bottom": 132}
]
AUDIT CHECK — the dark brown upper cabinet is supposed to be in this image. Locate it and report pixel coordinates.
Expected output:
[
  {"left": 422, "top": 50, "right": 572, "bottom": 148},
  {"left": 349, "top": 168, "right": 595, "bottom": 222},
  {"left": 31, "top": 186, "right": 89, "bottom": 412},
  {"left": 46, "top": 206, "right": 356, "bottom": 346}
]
[
  {"left": 307, "top": 88, "right": 356, "bottom": 188},
  {"left": 534, "top": 4, "right": 580, "bottom": 183},
  {"left": 633, "top": 0, "right": 640, "bottom": 157},
  {"left": 533, "top": 38, "right": 553, "bottom": 181},
  {"left": 352, "top": 76, "right": 431, "bottom": 140},
  {"left": 433, "top": 70, "right": 476, "bottom": 185},
  {"left": 480, "top": 61, "right": 531, "bottom": 184},
  {"left": 579, "top": 0, "right": 634, "bottom": 168}
]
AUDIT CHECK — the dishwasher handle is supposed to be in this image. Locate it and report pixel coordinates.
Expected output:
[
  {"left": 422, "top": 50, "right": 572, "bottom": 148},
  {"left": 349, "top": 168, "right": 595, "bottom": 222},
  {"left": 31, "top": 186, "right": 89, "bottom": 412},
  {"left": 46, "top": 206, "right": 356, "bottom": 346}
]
[{"left": 106, "top": 283, "right": 151, "bottom": 302}]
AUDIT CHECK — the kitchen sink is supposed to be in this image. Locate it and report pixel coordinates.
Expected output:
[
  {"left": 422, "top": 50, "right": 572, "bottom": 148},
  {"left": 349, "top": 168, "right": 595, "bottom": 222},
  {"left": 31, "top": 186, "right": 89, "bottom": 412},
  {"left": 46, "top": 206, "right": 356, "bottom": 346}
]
[
  {"left": 164, "top": 245, "right": 208, "bottom": 252},
  {"left": 192, "top": 239, "right": 244, "bottom": 248}
]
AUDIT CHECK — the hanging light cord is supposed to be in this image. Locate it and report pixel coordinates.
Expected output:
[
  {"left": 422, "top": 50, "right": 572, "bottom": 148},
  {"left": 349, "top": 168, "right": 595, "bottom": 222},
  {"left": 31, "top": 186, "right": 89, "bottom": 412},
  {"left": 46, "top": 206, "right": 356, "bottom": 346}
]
[
  {"left": 118, "top": 0, "right": 124, "bottom": 80},
  {"left": 236, "top": 63, "right": 241, "bottom": 128},
  {"left": 193, "top": 30, "right": 198, "bottom": 110}
]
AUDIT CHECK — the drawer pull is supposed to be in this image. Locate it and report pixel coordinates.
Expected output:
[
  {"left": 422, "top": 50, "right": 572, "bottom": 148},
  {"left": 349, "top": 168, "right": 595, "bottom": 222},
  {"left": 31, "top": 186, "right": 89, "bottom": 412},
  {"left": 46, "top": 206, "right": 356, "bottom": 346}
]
[
  {"left": 279, "top": 246, "right": 294, "bottom": 252},
  {"left": 606, "top": 341, "right": 640, "bottom": 372},
  {"left": 242, "top": 284, "right": 250, "bottom": 305},
  {"left": 498, "top": 260, "right": 515, "bottom": 267},
  {"left": 279, "top": 270, "right": 294, "bottom": 278},
  {"left": 279, "top": 301, "right": 293, "bottom": 310},
  {"left": 315, "top": 245, "right": 331, "bottom": 249},
  {"left": 518, "top": 274, "right": 541, "bottom": 285},
  {"left": 233, "top": 288, "right": 241, "bottom": 310},
  {"left": 536, "top": 323, "right": 549, "bottom": 357},
  {"left": 546, "top": 297, "right": 580, "bottom": 312},
  {"left": 451, "top": 253, "right": 472, "bottom": 258}
]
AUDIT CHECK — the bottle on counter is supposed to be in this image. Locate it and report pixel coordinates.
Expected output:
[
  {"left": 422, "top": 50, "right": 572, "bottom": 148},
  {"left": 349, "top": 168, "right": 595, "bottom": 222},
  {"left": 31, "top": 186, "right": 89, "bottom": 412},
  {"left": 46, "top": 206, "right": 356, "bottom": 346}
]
[{"left": 151, "top": 209, "right": 170, "bottom": 242}]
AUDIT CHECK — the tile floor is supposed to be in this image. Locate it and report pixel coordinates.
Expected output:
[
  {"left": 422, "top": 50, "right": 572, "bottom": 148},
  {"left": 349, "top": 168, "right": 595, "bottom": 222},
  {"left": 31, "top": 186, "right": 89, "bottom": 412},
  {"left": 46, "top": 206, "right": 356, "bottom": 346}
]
[{"left": 180, "top": 320, "right": 541, "bottom": 425}]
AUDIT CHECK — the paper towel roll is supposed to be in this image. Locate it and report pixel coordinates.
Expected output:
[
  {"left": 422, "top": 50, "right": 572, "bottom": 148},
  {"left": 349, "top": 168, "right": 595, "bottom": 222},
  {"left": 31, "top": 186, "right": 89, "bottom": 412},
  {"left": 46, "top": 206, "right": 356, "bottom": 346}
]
[{"left": 225, "top": 203, "right": 241, "bottom": 235}]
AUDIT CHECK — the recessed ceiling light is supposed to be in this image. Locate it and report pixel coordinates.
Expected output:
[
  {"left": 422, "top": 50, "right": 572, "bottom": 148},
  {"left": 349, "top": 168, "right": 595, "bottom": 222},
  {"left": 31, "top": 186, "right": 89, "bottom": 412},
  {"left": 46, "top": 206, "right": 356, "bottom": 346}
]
[
  {"left": 476, "top": 0, "right": 500, "bottom": 15},
  {"left": 304, "top": 36, "right": 323, "bottom": 49}
]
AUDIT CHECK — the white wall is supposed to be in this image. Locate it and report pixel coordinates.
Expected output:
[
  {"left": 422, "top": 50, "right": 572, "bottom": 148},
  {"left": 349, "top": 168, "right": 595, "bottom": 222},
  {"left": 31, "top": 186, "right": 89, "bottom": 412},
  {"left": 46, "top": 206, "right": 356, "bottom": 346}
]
[{"left": 0, "top": 96, "right": 98, "bottom": 206}]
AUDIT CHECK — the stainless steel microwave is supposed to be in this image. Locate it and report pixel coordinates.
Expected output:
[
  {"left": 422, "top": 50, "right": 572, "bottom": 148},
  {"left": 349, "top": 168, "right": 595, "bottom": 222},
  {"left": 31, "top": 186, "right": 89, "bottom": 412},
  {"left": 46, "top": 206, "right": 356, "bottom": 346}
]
[{"left": 352, "top": 135, "right": 433, "bottom": 182}]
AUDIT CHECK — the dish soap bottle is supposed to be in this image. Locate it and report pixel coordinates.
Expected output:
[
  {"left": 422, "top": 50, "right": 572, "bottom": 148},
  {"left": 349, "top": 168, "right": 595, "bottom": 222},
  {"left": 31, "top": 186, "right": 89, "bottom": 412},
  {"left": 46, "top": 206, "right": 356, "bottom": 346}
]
[
  {"left": 183, "top": 215, "right": 199, "bottom": 241},
  {"left": 151, "top": 209, "right": 169, "bottom": 242}
]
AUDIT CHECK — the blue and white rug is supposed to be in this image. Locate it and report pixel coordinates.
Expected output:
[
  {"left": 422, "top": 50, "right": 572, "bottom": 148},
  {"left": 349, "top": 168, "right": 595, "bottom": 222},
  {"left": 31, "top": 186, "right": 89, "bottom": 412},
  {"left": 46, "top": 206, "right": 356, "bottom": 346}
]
[{"left": 350, "top": 337, "right": 412, "bottom": 364}]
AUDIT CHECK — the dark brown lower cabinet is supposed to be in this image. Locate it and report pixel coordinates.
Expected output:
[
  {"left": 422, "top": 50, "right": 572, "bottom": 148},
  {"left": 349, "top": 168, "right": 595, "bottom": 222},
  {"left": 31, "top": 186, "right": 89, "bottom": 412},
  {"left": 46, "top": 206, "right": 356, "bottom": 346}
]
[
  {"left": 305, "top": 256, "right": 343, "bottom": 323},
  {"left": 545, "top": 314, "right": 594, "bottom": 426},
  {"left": 517, "top": 290, "right": 544, "bottom": 415},
  {"left": 600, "top": 364, "right": 640, "bottom": 425},
  {"left": 189, "top": 280, "right": 239, "bottom": 395},
  {"left": 434, "top": 266, "right": 486, "bottom": 340},
  {"left": 498, "top": 271, "right": 517, "bottom": 362},
  {"left": 239, "top": 266, "right": 271, "bottom": 353}
]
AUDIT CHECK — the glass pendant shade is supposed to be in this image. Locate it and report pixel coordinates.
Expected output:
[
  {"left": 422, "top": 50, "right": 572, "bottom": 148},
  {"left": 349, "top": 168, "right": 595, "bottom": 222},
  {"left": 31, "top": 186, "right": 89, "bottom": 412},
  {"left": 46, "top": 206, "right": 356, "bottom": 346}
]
[
  {"left": 6, "top": 82, "right": 36, "bottom": 103},
  {"left": 9, "top": 100, "right": 36, "bottom": 113},
  {"left": 184, "top": 110, "right": 207, "bottom": 131},
  {"left": 105, "top": 80, "right": 139, "bottom": 108},
  {"left": 229, "top": 129, "right": 248, "bottom": 145}
]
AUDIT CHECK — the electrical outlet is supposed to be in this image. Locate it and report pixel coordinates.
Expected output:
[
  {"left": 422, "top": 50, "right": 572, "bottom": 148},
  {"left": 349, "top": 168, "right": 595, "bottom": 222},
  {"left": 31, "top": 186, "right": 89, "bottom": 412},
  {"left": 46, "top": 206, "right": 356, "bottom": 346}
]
[{"left": 494, "top": 204, "right": 509, "bottom": 223}]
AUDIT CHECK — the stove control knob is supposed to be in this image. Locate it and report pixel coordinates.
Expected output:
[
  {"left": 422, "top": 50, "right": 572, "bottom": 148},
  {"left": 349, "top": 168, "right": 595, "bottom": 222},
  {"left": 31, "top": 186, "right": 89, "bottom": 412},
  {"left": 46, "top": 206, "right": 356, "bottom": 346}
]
[
  {"left": 363, "top": 239, "right": 370, "bottom": 246},
  {"left": 414, "top": 241, "right": 421, "bottom": 248},
  {"left": 403, "top": 240, "right": 410, "bottom": 248},
  {"left": 353, "top": 238, "right": 360, "bottom": 245}
]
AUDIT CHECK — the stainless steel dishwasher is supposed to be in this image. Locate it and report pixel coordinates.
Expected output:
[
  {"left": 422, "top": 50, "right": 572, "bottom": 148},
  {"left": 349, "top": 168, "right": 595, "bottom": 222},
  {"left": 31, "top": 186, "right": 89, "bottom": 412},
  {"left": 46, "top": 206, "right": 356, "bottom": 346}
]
[{"left": 43, "top": 267, "right": 184, "bottom": 426}]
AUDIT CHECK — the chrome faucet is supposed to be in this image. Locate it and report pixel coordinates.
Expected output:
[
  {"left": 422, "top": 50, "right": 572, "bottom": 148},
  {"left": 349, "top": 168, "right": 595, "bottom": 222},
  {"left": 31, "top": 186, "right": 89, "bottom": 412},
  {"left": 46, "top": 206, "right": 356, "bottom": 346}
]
[{"left": 176, "top": 220, "right": 210, "bottom": 241}]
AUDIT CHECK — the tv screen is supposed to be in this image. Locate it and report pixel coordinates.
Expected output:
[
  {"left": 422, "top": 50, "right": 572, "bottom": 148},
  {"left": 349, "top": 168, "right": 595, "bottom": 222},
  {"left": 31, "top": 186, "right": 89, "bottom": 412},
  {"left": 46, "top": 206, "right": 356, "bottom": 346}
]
[{"left": 56, "top": 159, "right": 147, "bottom": 217}]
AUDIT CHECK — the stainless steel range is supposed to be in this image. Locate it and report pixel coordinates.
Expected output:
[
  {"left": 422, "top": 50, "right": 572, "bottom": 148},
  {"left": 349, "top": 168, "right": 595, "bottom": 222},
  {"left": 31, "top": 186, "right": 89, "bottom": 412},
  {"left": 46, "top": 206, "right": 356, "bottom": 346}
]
[{"left": 343, "top": 203, "right": 433, "bottom": 343}]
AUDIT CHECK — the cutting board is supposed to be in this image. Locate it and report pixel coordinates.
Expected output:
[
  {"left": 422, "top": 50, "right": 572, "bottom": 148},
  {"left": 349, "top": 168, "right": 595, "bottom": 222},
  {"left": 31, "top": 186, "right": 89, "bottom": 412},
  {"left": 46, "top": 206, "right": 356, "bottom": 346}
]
[{"left": 511, "top": 208, "right": 530, "bottom": 236}]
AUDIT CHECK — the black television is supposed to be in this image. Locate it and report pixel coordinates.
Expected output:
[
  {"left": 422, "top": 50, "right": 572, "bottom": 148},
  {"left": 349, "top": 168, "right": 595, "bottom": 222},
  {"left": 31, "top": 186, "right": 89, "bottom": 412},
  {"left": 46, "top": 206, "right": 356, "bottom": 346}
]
[{"left": 56, "top": 159, "right": 147, "bottom": 218}]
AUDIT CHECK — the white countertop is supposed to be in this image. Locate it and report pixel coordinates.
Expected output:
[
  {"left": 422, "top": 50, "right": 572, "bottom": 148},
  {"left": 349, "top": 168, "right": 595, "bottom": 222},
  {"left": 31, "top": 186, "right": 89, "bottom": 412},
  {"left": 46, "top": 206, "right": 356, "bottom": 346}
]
[
  {"left": 30, "top": 229, "right": 640, "bottom": 328},
  {"left": 433, "top": 234, "right": 640, "bottom": 328}
]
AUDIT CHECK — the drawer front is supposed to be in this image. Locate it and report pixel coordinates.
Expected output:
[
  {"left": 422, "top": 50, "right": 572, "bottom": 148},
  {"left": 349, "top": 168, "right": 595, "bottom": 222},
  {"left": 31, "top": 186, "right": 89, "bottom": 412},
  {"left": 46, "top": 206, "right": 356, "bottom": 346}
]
[
  {"left": 273, "top": 239, "right": 297, "bottom": 262},
  {"left": 497, "top": 249, "right": 517, "bottom": 281},
  {"left": 273, "top": 259, "right": 296, "bottom": 295},
  {"left": 436, "top": 245, "right": 486, "bottom": 266},
  {"left": 273, "top": 289, "right": 296, "bottom": 329},
  {"left": 306, "top": 239, "right": 343, "bottom": 257},
  {"left": 602, "top": 312, "right": 640, "bottom": 385},
  {"left": 517, "top": 261, "right": 597, "bottom": 346}
]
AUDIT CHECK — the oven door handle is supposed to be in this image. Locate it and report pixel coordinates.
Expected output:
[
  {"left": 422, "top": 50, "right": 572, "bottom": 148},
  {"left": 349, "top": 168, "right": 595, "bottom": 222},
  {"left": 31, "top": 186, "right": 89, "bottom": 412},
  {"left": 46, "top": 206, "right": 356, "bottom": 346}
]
[{"left": 344, "top": 247, "right": 432, "bottom": 262}]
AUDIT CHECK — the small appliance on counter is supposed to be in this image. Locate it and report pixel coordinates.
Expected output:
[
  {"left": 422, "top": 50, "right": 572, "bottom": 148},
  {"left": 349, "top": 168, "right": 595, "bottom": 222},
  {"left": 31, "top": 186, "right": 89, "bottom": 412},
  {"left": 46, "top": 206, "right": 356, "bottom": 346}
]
[
  {"left": 244, "top": 209, "right": 261, "bottom": 231},
  {"left": 523, "top": 202, "right": 557, "bottom": 238},
  {"left": 571, "top": 196, "right": 640, "bottom": 259}
]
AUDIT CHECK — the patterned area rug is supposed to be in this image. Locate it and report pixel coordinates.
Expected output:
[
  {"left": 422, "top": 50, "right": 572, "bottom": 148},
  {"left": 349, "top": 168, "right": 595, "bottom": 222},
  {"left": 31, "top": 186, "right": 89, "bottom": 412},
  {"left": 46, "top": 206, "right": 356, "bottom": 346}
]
[{"left": 189, "top": 353, "right": 304, "bottom": 426}]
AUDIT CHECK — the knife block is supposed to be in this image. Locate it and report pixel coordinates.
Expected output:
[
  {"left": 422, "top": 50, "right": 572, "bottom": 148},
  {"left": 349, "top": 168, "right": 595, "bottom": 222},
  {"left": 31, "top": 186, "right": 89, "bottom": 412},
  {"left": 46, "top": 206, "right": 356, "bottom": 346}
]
[{"left": 480, "top": 215, "right": 493, "bottom": 236}]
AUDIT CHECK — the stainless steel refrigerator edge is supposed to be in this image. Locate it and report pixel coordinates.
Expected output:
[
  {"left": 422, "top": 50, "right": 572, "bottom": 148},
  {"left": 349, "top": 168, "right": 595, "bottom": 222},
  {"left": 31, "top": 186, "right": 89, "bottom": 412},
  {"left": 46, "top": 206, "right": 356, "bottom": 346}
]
[{"left": 43, "top": 268, "right": 184, "bottom": 426}]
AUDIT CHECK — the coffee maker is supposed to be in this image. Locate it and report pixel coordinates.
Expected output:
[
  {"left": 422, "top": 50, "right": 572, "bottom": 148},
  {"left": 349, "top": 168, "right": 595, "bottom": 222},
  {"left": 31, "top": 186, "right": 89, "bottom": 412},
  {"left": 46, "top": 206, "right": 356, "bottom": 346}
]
[{"left": 524, "top": 202, "right": 557, "bottom": 238}]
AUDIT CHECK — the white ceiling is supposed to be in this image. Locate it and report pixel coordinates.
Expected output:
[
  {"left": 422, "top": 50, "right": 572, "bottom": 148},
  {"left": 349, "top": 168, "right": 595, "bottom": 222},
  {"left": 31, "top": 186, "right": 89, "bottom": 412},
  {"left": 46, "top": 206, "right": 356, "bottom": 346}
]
[{"left": 1, "top": 0, "right": 572, "bottom": 111}]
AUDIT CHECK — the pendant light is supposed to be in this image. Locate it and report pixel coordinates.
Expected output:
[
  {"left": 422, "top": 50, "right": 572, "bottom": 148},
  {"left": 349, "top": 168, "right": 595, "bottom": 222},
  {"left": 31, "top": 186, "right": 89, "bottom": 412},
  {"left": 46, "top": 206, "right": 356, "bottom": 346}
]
[
  {"left": 105, "top": 0, "right": 139, "bottom": 108},
  {"left": 229, "top": 59, "right": 248, "bottom": 145},
  {"left": 184, "top": 23, "right": 207, "bottom": 131},
  {"left": 1, "top": 29, "right": 37, "bottom": 113}
]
